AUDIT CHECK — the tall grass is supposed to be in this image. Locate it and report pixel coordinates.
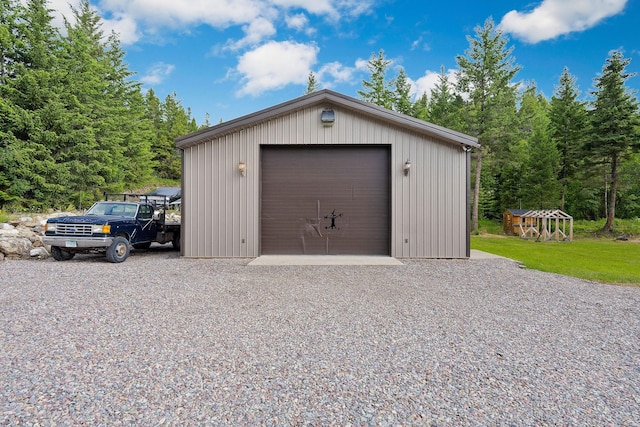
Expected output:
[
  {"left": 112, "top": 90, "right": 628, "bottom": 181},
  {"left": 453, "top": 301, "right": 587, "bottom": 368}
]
[{"left": 572, "top": 218, "right": 640, "bottom": 236}]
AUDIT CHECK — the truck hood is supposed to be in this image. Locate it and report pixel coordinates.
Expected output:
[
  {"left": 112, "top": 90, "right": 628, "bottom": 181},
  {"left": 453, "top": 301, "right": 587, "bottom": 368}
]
[{"left": 47, "top": 215, "right": 134, "bottom": 225}]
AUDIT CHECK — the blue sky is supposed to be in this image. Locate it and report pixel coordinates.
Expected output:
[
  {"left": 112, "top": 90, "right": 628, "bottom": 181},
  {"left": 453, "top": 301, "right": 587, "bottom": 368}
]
[{"left": 46, "top": 0, "right": 638, "bottom": 126}]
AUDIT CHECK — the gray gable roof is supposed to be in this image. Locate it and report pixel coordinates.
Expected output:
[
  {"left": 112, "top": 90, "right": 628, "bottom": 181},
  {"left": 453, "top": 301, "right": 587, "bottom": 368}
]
[{"left": 175, "top": 89, "right": 479, "bottom": 149}]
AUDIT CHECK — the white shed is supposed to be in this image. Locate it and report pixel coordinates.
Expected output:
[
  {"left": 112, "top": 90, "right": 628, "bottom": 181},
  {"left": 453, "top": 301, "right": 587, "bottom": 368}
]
[{"left": 175, "top": 89, "right": 479, "bottom": 259}]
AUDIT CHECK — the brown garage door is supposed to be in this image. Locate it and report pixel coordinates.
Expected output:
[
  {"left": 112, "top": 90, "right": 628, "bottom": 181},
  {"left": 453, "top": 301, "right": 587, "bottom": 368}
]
[{"left": 261, "top": 145, "right": 390, "bottom": 255}]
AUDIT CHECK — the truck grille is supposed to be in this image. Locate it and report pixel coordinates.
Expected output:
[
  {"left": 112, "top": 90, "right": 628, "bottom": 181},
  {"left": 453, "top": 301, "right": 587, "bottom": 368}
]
[{"left": 55, "top": 224, "right": 93, "bottom": 236}]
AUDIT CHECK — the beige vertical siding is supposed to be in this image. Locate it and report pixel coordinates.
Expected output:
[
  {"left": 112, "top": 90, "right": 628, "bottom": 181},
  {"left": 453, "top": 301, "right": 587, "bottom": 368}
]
[{"left": 182, "top": 104, "right": 468, "bottom": 258}]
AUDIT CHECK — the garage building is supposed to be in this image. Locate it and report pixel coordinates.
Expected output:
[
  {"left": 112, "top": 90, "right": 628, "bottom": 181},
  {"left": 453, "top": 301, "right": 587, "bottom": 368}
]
[{"left": 175, "top": 89, "right": 479, "bottom": 259}]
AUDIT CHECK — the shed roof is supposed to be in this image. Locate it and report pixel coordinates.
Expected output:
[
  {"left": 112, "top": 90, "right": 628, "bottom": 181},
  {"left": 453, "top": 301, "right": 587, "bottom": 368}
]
[
  {"left": 520, "top": 209, "right": 573, "bottom": 219},
  {"left": 175, "top": 89, "right": 479, "bottom": 150},
  {"left": 505, "top": 209, "right": 531, "bottom": 215}
]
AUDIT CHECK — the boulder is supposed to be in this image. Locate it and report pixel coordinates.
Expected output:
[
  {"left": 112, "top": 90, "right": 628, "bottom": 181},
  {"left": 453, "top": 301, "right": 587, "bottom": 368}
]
[
  {"left": 0, "top": 213, "right": 71, "bottom": 260},
  {"left": 30, "top": 247, "right": 49, "bottom": 259},
  {"left": 0, "top": 225, "right": 19, "bottom": 237},
  {"left": 0, "top": 237, "right": 33, "bottom": 258},
  {"left": 15, "top": 225, "right": 40, "bottom": 240}
]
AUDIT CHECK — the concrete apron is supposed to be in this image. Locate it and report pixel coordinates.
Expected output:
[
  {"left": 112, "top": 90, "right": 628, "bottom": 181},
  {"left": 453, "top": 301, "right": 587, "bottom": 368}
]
[
  {"left": 248, "top": 251, "right": 506, "bottom": 265},
  {"left": 248, "top": 255, "right": 404, "bottom": 266}
]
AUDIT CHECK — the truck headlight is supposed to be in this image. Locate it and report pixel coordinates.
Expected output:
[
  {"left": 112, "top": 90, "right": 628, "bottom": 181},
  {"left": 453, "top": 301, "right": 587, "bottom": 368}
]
[
  {"left": 45, "top": 223, "right": 56, "bottom": 232},
  {"left": 92, "top": 224, "right": 111, "bottom": 234}
]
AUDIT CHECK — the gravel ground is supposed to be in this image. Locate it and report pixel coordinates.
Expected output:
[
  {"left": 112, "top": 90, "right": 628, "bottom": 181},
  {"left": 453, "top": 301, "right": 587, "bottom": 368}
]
[{"left": 1, "top": 248, "right": 639, "bottom": 426}]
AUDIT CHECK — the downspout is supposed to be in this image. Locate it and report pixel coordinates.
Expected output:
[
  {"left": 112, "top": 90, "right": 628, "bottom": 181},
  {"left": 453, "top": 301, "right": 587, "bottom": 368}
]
[
  {"left": 465, "top": 146, "right": 472, "bottom": 258},
  {"left": 179, "top": 148, "right": 185, "bottom": 257}
]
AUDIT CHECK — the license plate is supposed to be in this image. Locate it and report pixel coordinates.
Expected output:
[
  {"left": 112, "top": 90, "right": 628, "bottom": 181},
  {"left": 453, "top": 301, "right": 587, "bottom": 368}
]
[{"left": 65, "top": 241, "right": 77, "bottom": 248}]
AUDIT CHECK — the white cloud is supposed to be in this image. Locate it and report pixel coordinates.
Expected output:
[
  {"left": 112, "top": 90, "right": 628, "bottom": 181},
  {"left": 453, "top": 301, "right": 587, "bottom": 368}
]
[
  {"left": 354, "top": 57, "right": 370, "bottom": 72},
  {"left": 140, "top": 62, "right": 176, "bottom": 85},
  {"left": 98, "top": 0, "right": 265, "bottom": 30},
  {"left": 317, "top": 61, "right": 357, "bottom": 87},
  {"left": 236, "top": 41, "right": 318, "bottom": 95},
  {"left": 243, "top": 17, "right": 277, "bottom": 44},
  {"left": 46, "top": 0, "right": 76, "bottom": 29},
  {"left": 410, "top": 36, "right": 431, "bottom": 52},
  {"left": 413, "top": 68, "right": 458, "bottom": 100},
  {"left": 285, "top": 13, "right": 316, "bottom": 35},
  {"left": 410, "top": 37, "right": 421, "bottom": 51},
  {"left": 44, "top": 0, "right": 374, "bottom": 45},
  {"left": 95, "top": 0, "right": 371, "bottom": 37},
  {"left": 336, "top": 0, "right": 375, "bottom": 18},
  {"left": 500, "top": 0, "right": 627, "bottom": 43},
  {"left": 227, "top": 17, "right": 277, "bottom": 50},
  {"left": 101, "top": 13, "right": 142, "bottom": 44},
  {"left": 270, "top": 0, "right": 335, "bottom": 16},
  {"left": 285, "top": 13, "right": 308, "bottom": 31},
  {"left": 42, "top": 0, "right": 375, "bottom": 94},
  {"left": 33, "top": 0, "right": 141, "bottom": 43},
  {"left": 269, "top": 0, "right": 373, "bottom": 18}
]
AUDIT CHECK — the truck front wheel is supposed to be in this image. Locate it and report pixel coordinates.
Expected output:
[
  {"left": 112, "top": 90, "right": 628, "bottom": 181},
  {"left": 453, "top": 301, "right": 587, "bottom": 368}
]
[
  {"left": 172, "top": 233, "right": 180, "bottom": 251},
  {"left": 51, "top": 246, "right": 75, "bottom": 261},
  {"left": 106, "top": 236, "right": 130, "bottom": 263}
]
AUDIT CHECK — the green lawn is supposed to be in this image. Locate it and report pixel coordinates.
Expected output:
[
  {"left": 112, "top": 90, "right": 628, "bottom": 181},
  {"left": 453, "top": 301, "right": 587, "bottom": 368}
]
[{"left": 471, "top": 236, "right": 640, "bottom": 285}]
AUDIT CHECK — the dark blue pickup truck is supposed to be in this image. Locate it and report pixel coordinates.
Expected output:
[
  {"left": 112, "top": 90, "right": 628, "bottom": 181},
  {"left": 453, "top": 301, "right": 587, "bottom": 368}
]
[{"left": 43, "top": 195, "right": 180, "bottom": 263}]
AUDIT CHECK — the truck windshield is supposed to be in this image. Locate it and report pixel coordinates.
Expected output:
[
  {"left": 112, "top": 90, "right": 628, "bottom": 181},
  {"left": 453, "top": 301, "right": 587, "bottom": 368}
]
[{"left": 86, "top": 202, "right": 138, "bottom": 218}]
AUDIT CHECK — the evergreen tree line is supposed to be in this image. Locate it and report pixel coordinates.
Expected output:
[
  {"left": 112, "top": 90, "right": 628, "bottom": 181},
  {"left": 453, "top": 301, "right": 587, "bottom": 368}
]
[
  {"left": 326, "top": 18, "right": 640, "bottom": 232},
  {"left": 3, "top": 3, "right": 638, "bottom": 231},
  {"left": 0, "top": 0, "right": 199, "bottom": 210}
]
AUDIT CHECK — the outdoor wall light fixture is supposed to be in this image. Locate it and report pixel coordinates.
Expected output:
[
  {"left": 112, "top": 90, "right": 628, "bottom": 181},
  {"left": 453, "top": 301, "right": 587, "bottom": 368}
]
[
  {"left": 403, "top": 160, "right": 411, "bottom": 176},
  {"left": 238, "top": 161, "right": 247, "bottom": 177},
  {"left": 321, "top": 109, "right": 335, "bottom": 127}
]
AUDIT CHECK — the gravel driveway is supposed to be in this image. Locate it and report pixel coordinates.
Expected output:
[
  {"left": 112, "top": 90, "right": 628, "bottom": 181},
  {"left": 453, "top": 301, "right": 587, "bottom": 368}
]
[{"left": 1, "top": 249, "right": 639, "bottom": 425}]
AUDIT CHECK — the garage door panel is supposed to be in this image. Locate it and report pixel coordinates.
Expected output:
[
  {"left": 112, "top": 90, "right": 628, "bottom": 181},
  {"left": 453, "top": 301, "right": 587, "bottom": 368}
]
[{"left": 261, "top": 146, "right": 390, "bottom": 255}]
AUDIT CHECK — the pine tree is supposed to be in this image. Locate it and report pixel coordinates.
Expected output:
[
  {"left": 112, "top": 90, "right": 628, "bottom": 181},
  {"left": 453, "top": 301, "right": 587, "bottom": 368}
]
[
  {"left": 586, "top": 51, "right": 640, "bottom": 233},
  {"left": 57, "top": 0, "right": 155, "bottom": 206},
  {"left": 57, "top": 0, "right": 113, "bottom": 205},
  {"left": 103, "top": 35, "right": 154, "bottom": 187},
  {"left": 456, "top": 17, "right": 521, "bottom": 227},
  {"left": 412, "top": 92, "right": 428, "bottom": 121},
  {"left": 0, "top": 0, "right": 196, "bottom": 208},
  {"left": 357, "top": 49, "right": 395, "bottom": 109},
  {"left": 549, "top": 68, "right": 589, "bottom": 211},
  {"left": 0, "top": 0, "right": 68, "bottom": 208},
  {"left": 145, "top": 89, "right": 199, "bottom": 180},
  {"left": 161, "top": 92, "right": 197, "bottom": 179},
  {"left": 200, "top": 113, "right": 211, "bottom": 129},
  {"left": 145, "top": 88, "right": 167, "bottom": 168},
  {"left": 518, "top": 85, "right": 560, "bottom": 209},
  {"left": 304, "top": 71, "right": 319, "bottom": 94},
  {"left": 393, "top": 67, "right": 412, "bottom": 115},
  {"left": 426, "top": 66, "right": 464, "bottom": 131},
  {"left": 616, "top": 153, "right": 640, "bottom": 218},
  {"left": 0, "top": 0, "right": 23, "bottom": 205},
  {"left": 0, "top": 0, "right": 19, "bottom": 85}
]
